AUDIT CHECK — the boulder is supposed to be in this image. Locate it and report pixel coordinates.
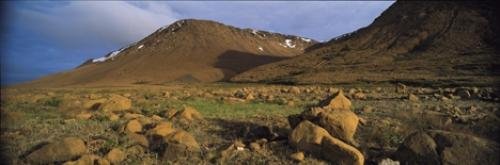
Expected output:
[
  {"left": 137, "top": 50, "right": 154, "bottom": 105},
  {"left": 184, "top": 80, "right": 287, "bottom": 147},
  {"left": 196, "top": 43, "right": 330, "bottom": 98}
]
[
  {"left": 393, "top": 130, "right": 500, "bottom": 165},
  {"left": 96, "top": 158, "right": 111, "bottom": 165},
  {"left": 298, "top": 106, "right": 359, "bottom": 146},
  {"left": 320, "top": 90, "right": 352, "bottom": 110},
  {"left": 101, "top": 94, "right": 132, "bottom": 112},
  {"left": 165, "top": 130, "right": 200, "bottom": 150},
  {"left": 392, "top": 131, "right": 440, "bottom": 165},
  {"left": 127, "top": 133, "right": 149, "bottom": 148},
  {"left": 289, "top": 86, "right": 301, "bottom": 94},
  {"left": 105, "top": 148, "right": 126, "bottom": 164},
  {"left": 26, "top": 137, "right": 87, "bottom": 164},
  {"left": 316, "top": 109, "right": 360, "bottom": 146},
  {"left": 149, "top": 122, "right": 175, "bottom": 137},
  {"left": 161, "top": 130, "right": 200, "bottom": 160},
  {"left": 125, "top": 119, "right": 142, "bottom": 133},
  {"left": 175, "top": 106, "right": 203, "bottom": 121},
  {"left": 106, "top": 113, "right": 120, "bottom": 121},
  {"left": 289, "top": 121, "right": 364, "bottom": 165},
  {"left": 290, "top": 151, "right": 305, "bottom": 162}
]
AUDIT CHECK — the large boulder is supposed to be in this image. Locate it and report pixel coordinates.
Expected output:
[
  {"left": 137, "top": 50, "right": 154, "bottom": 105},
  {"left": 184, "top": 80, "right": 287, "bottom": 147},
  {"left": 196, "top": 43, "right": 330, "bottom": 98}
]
[
  {"left": 26, "top": 137, "right": 87, "bottom": 164},
  {"left": 393, "top": 130, "right": 500, "bottom": 165},
  {"left": 126, "top": 133, "right": 149, "bottom": 148},
  {"left": 161, "top": 130, "right": 200, "bottom": 160},
  {"left": 289, "top": 121, "right": 364, "bottom": 165},
  {"left": 317, "top": 109, "right": 360, "bottom": 146},
  {"left": 318, "top": 90, "right": 352, "bottom": 110},
  {"left": 392, "top": 131, "right": 440, "bottom": 165},
  {"left": 297, "top": 106, "right": 360, "bottom": 146},
  {"left": 105, "top": 148, "right": 126, "bottom": 164},
  {"left": 125, "top": 119, "right": 143, "bottom": 133},
  {"left": 101, "top": 94, "right": 132, "bottom": 112}
]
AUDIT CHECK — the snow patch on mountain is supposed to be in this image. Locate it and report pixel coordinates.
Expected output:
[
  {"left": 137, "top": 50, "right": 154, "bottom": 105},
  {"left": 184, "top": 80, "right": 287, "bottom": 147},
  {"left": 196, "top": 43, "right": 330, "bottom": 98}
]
[
  {"left": 300, "top": 37, "right": 312, "bottom": 42},
  {"left": 258, "top": 46, "right": 264, "bottom": 51},
  {"left": 252, "top": 29, "right": 258, "bottom": 35},
  {"left": 92, "top": 47, "right": 126, "bottom": 63},
  {"left": 279, "top": 39, "right": 296, "bottom": 48}
]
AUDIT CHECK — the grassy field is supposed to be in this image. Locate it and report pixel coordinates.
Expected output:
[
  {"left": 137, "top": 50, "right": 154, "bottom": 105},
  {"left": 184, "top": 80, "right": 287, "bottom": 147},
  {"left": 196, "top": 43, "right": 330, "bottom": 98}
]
[{"left": 1, "top": 84, "right": 499, "bottom": 164}]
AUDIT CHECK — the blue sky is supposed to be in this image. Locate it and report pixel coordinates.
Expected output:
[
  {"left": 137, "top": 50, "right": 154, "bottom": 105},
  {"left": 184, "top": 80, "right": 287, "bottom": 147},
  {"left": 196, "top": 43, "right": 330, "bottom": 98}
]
[{"left": 0, "top": 1, "right": 394, "bottom": 85}]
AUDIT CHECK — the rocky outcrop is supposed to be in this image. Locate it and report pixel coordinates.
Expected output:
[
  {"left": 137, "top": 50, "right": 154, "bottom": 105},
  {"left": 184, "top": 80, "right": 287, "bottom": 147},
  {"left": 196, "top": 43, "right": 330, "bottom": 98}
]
[
  {"left": 289, "top": 121, "right": 364, "bottom": 165},
  {"left": 288, "top": 90, "right": 364, "bottom": 164},
  {"left": 393, "top": 130, "right": 500, "bottom": 165},
  {"left": 25, "top": 137, "right": 87, "bottom": 164}
]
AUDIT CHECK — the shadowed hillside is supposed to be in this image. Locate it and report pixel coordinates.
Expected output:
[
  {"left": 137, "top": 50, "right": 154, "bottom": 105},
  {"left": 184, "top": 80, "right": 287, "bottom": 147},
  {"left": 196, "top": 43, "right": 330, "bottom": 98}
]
[{"left": 232, "top": 1, "right": 500, "bottom": 86}]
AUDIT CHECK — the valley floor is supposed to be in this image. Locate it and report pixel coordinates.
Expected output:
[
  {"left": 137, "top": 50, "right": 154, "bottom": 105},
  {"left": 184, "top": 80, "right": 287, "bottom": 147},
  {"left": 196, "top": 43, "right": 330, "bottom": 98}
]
[{"left": 1, "top": 83, "right": 499, "bottom": 164}]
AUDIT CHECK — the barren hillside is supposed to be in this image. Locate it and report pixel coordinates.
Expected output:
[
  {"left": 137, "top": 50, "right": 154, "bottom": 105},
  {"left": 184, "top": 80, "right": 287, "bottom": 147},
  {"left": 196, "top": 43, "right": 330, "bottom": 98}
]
[
  {"left": 24, "top": 19, "right": 316, "bottom": 87},
  {"left": 232, "top": 1, "right": 500, "bottom": 86}
]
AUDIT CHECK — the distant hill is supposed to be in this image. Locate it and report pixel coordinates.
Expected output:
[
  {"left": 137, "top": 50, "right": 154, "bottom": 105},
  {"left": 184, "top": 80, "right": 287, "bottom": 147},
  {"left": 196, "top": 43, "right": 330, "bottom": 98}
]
[
  {"left": 24, "top": 19, "right": 316, "bottom": 87},
  {"left": 232, "top": 1, "right": 500, "bottom": 86}
]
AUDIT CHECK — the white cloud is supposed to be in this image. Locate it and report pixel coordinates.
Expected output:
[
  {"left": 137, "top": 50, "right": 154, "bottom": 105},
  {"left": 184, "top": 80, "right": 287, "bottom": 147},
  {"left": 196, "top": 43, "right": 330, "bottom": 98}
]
[{"left": 17, "top": 1, "right": 178, "bottom": 48}]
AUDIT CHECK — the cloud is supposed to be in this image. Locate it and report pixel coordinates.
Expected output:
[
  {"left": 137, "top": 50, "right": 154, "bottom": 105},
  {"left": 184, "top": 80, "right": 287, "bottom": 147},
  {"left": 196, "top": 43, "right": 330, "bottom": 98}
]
[{"left": 16, "top": 1, "right": 178, "bottom": 49}]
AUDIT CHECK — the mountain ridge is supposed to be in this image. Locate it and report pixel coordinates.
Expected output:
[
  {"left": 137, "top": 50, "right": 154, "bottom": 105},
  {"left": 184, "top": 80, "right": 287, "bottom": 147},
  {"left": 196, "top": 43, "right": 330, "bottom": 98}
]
[
  {"left": 231, "top": 1, "right": 500, "bottom": 86},
  {"left": 21, "top": 19, "right": 317, "bottom": 87}
]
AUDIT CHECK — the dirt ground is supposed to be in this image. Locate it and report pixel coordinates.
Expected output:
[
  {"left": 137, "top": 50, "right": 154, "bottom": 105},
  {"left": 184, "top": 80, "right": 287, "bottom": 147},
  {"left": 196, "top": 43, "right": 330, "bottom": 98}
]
[{"left": 1, "top": 83, "right": 499, "bottom": 164}]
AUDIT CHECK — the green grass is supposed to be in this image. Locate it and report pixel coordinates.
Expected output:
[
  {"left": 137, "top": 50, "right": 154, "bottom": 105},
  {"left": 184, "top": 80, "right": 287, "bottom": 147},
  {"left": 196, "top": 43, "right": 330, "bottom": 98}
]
[{"left": 168, "top": 98, "right": 303, "bottom": 119}]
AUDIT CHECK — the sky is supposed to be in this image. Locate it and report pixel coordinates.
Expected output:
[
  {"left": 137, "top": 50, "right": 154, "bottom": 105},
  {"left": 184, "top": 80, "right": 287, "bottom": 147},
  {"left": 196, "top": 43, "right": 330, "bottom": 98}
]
[{"left": 0, "top": 1, "right": 394, "bottom": 85}]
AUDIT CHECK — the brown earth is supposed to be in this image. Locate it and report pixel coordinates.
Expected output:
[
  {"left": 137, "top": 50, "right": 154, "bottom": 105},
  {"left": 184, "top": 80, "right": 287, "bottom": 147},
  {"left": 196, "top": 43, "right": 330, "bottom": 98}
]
[
  {"left": 22, "top": 19, "right": 315, "bottom": 87},
  {"left": 231, "top": 1, "right": 500, "bottom": 86}
]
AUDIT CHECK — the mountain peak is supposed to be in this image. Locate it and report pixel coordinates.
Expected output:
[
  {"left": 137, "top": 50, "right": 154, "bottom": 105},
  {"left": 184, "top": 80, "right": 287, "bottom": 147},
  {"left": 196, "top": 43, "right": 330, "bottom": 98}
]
[
  {"left": 27, "top": 19, "right": 317, "bottom": 87},
  {"left": 155, "top": 19, "right": 223, "bottom": 33}
]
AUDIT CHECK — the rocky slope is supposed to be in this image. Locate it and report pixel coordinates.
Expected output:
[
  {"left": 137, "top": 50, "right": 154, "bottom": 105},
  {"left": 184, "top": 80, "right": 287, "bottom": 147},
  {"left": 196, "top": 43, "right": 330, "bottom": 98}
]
[
  {"left": 232, "top": 1, "right": 500, "bottom": 86},
  {"left": 24, "top": 19, "right": 316, "bottom": 87}
]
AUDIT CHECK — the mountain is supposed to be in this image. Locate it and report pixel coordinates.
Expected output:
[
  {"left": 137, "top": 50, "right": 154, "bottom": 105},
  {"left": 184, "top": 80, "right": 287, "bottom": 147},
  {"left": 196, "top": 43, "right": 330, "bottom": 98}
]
[
  {"left": 232, "top": 1, "right": 500, "bottom": 86},
  {"left": 25, "top": 19, "right": 316, "bottom": 87}
]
